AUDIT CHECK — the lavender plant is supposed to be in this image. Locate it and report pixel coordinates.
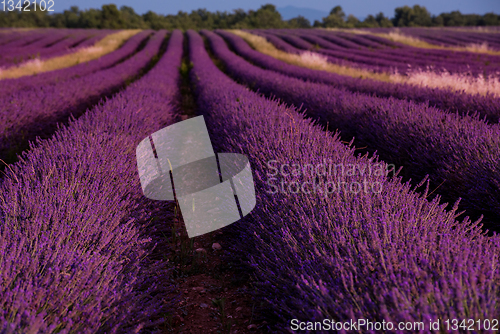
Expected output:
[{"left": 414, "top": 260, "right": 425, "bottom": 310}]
[
  {"left": 0, "top": 30, "right": 113, "bottom": 68},
  {"left": 0, "top": 30, "right": 151, "bottom": 96},
  {"left": 0, "top": 30, "right": 87, "bottom": 67},
  {"left": 218, "top": 30, "right": 500, "bottom": 122},
  {"left": 0, "top": 29, "right": 183, "bottom": 334},
  {"left": 188, "top": 29, "right": 500, "bottom": 333},
  {"left": 393, "top": 28, "right": 500, "bottom": 51},
  {"left": 0, "top": 30, "right": 164, "bottom": 165},
  {"left": 205, "top": 29, "right": 500, "bottom": 226},
  {"left": 260, "top": 29, "right": 500, "bottom": 76}
]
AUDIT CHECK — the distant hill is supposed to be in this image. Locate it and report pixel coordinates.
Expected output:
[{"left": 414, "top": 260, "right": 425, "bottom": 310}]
[{"left": 277, "top": 5, "right": 329, "bottom": 24}]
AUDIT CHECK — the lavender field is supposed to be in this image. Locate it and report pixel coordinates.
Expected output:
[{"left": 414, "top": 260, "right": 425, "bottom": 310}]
[{"left": 1, "top": 27, "right": 500, "bottom": 334}]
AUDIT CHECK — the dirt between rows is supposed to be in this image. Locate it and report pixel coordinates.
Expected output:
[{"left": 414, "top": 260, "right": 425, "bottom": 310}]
[{"left": 159, "top": 214, "right": 268, "bottom": 334}]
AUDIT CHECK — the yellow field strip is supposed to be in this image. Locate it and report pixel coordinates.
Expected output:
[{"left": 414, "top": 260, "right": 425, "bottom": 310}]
[{"left": 0, "top": 29, "right": 141, "bottom": 80}]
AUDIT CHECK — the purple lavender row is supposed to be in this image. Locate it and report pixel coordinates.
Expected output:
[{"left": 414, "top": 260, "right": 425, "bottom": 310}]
[
  {"left": 273, "top": 28, "right": 500, "bottom": 79},
  {"left": 401, "top": 32, "right": 500, "bottom": 50},
  {"left": 337, "top": 31, "right": 388, "bottom": 48},
  {"left": 260, "top": 30, "right": 419, "bottom": 74},
  {"left": 420, "top": 34, "right": 475, "bottom": 48},
  {"left": 0, "top": 30, "right": 76, "bottom": 59},
  {"left": 0, "top": 30, "right": 151, "bottom": 96},
  {"left": 205, "top": 29, "right": 500, "bottom": 224},
  {"left": 0, "top": 29, "right": 110, "bottom": 58},
  {"left": 457, "top": 33, "right": 500, "bottom": 49},
  {"left": 27, "top": 30, "right": 113, "bottom": 63},
  {"left": 0, "top": 30, "right": 165, "bottom": 164},
  {"left": 0, "top": 32, "right": 65, "bottom": 54},
  {"left": 265, "top": 28, "right": 365, "bottom": 49},
  {"left": 0, "top": 31, "right": 91, "bottom": 67},
  {"left": 399, "top": 28, "right": 500, "bottom": 50},
  {"left": 294, "top": 33, "right": 413, "bottom": 73},
  {"left": 332, "top": 31, "right": 406, "bottom": 49},
  {"left": 317, "top": 30, "right": 407, "bottom": 49},
  {"left": 343, "top": 29, "right": 500, "bottom": 63},
  {"left": 302, "top": 31, "right": 408, "bottom": 56},
  {"left": 293, "top": 32, "right": 346, "bottom": 50},
  {"left": 270, "top": 31, "right": 315, "bottom": 50},
  {"left": 283, "top": 29, "right": 500, "bottom": 71},
  {"left": 305, "top": 31, "right": 490, "bottom": 73},
  {"left": 0, "top": 29, "right": 182, "bottom": 334},
  {"left": 263, "top": 30, "right": 446, "bottom": 74},
  {"left": 447, "top": 34, "right": 500, "bottom": 49},
  {"left": 0, "top": 29, "right": 109, "bottom": 58},
  {"left": 0, "top": 31, "right": 18, "bottom": 45},
  {"left": 250, "top": 30, "right": 396, "bottom": 74},
  {"left": 357, "top": 32, "right": 403, "bottom": 48},
  {"left": 218, "top": 30, "right": 500, "bottom": 122},
  {"left": 283, "top": 30, "right": 500, "bottom": 76},
  {"left": 292, "top": 29, "right": 401, "bottom": 49},
  {"left": 329, "top": 31, "right": 500, "bottom": 76},
  {"left": 311, "top": 31, "right": 370, "bottom": 49},
  {"left": 247, "top": 30, "right": 300, "bottom": 54},
  {"left": 73, "top": 29, "right": 112, "bottom": 49},
  {"left": 0, "top": 31, "right": 47, "bottom": 48},
  {"left": 189, "top": 29, "right": 500, "bottom": 332}
]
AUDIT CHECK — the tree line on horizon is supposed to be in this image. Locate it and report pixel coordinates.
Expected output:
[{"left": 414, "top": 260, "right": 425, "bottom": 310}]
[{"left": 0, "top": 3, "right": 499, "bottom": 29}]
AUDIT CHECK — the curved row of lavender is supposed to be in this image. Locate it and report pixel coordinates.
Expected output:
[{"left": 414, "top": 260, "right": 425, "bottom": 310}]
[
  {"left": 299, "top": 28, "right": 500, "bottom": 66},
  {"left": 283, "top": 32, "right": 492, "bottom": 73},
  {"left": 252, "top": 27, "right": 385, "bottom": 71},
  {"left": 266, "top": 28, "right": 394, "bottom": 51},
  {"left": 0, "top": 30, "right": 69, "bottom": 52},
  {"left": 0, "top": 30, "right": 48, "bottom": 48},
  {"left": 0, "top": 30, "right": 151, "bottom": 96},
  {"left": 263, "top": 29, "right": 500, "bottom": 76},
  {"left": 0, "top": 29, "right": 182, "bottom": 334},
  {"left": 297, "top": 31, "right": 491, "bottom": 72},
  {"left": 335, "top": 31, "right": 389, "bottom": 48},
  {"left": 249, "top": 30, "right": 300, "bottom": 53},
  {"left": 256, "top": 28, "right": 500, "bottom": 76},
  {"left": 395, "top": 28, "right": 500, "bottom": 50},
  {"left": 0, "top": 29, "right": 107, "bottom": 50},
  {"left": 218, "top": 30, "right": 500, "bottom": 122},
  {"left": 189, "top": 29, "right": 500, "bottom": 333},
  {"left": 354, "top": 32, "right": 402, "bottom": 48},
  {"left": 0, "top": 32, "right": 22, "bottom": 46},
  {"left": 203, "top": 29, "right": 500, "bottom": 226},
  {"left": 0, "top": 30, "right": 163, "bottom": 164},
  {"left": 0, "top": 32, "right": 83, "bottom": 67},
  {"left": 311, "top": 29, "right": 500, "bottom": 69},
  {"left": 0, "top": 30, "right": 79, "bottom": 55},
  {"left": 68, "top": 29, "right": 112, "bottom": 49},
  {"left": 0, "top": 31, "right": 23, "bottom": 45},
  {"left": 0, "top": 29, "right": 113, "bottom": 68},
  {"left": 256, "top": 30, "right": 409, "bottom": 73}
]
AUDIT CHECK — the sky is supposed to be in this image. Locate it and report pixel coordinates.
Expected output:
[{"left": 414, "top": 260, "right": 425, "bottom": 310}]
[{"left": 52, "top": 0, "right": 500, "bottom": 20}]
